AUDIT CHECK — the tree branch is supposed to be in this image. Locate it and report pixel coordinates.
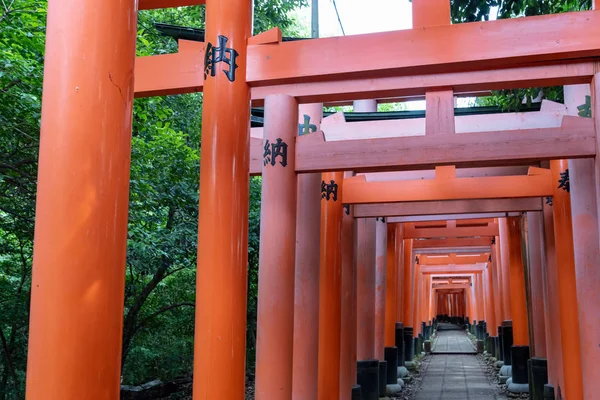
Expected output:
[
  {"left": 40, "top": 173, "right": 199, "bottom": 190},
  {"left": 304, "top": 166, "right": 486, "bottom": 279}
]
[
  {"left": 0, "top": 328, "right": 21, "bottom": 397},
  {"left": 136, "top": 302, "right": 195, "bottom": 329}
]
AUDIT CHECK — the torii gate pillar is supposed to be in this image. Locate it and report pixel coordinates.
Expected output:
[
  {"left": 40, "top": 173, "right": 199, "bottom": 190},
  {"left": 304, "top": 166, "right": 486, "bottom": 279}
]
[
  {"left": 193, "top": 1, "right": 253, "bottom": 399},
  {"left": 26, "top": 1, "right": 137, "bottom": 398}
]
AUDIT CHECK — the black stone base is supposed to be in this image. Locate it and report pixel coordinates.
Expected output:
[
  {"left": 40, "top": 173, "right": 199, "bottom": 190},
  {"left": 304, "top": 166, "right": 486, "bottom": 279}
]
[
  {"left": 501, "top": 321, "right": 513, "bottom": 365},
  {"left": 357, "top": 360, "right": 379, "bottom": 400},
  {"left": 404, "top": 327, "right": 414, "bottom": 362},
  {"left": 511, "top": 345, "right": 530, "bottom": 384},
  {"left": 543, "top": 384, "right": 555, "bottom": 399},
  {"left": 395, "top": 323, "right": 405, "bottom": 367},
  {"left": 351, "top": 384, "right": 361, "bottom": 400},
  {"left": 378, "top": 361, "right": 387, "bottom": 397},
  {"left": 488, "top": 336, "right": 497, "bottom": 357},
  {"left": 529, "top": 357, "right": 548, "bottom": 400},
  {"left": 384, "top": 347, "right": 398, "bottom": 384},
  {"left": 498, "top": 326, "right": 504, "bottom": 361}
]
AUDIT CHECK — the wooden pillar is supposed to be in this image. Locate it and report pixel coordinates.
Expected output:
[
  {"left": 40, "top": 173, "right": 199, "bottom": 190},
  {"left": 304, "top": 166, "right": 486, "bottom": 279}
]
[
  {"left": 491, "top": 237, "right": 504, "bottom": 330},
  {"left": 255, "top": 95, "right": 298, "bottom": 399},
  {"left": 412, "top": 263, "right": 422, "bottom": 336},
  {"left": 525, "top": 212, "right": 547, "bottom": 357},
  {"left": 318, "top": 171, "right": 345, "bottom": 399},
  {"left": 567, "top": 83, "right": 600, "bottom": 397},
  {"left": 193, "top": 1, "right": 253, "bottom": 398},
  {"left": 542, "top": 201, "right": 565, "bottom": 391},
  {"left": 375, "top": 219, "right": 387, "bottom": 359},
  {"left": 384, "top": 224, "right": 398, "bottom": 347},
  {"left": 402, "top": 240, "right": 414, "bottom": 329},
  {"left": 550, "top": 159, "right": 584, "bottom": 399},
  {"left": 506, "top": 217, "right": 529, "bottom": 347},
  {"left": 476, "top": 273, "right": 485, "bottom": 323},
  {"left": 340, "top": 173, "right": 357, "bottom": 400},
  {"left": 395, "top": 230, "right": 405, "bottom": 323},
  {"left": 355, "top": 99, "right": 377, "bottom": 362},
  {"left": 484, "top": 259, "right": 496, "bottom": 336},
  {"left": 25, "top": 0, "right": 137, "bottom": 397},
  {"left": 293, "top": 104, "right": 323, "bottom": 400},
  {"left": 499, "top": 219, "right": 513, "bottom": 321},
  {"left": 356, "top": 218, "right": 377, "bottom": 360}
]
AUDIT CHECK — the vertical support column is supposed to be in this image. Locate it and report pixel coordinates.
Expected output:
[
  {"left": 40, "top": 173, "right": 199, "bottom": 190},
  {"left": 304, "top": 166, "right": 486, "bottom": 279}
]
[
  {"left": 25, "top": 0, "right": 137, "bottom": 397},
  {"left": 255, "top": 95, "right": 298, "bottom": 399},
  {"left": 411, "top": 0, "right": 451, "bottom": 28},
  {"left": 384, "top": 224, "right": 398, "bottom": 347},
  {"left": 506, "top": 217, "right": 531, "bottom": 385},
  {"left": 412, "top": 263, "right": 422, "bottom": 337},
  {"left": 356, "top": 218, "right": 377, "bottom": 360},
  {"left": 525, "top": 212, "right": 547, "bottom": 358},
  {"left": 491, "top": 237, "right": 504, "bottom": 335},
  {"left": 395, "top": 228, "right": 405, "bottom": 323},
  {"left": 402, "top": 239, "right": 415, "bottom": 361},
  {"left": 340, "top": 172, "right": 357, "bottom": 400},
  {"left": 293, "top": 104, "right": 323, "bottom": 400},
  {"left": 484, "top": 260, "right": 496, "bottom": 337},
  {"left": 318, "top": 171, "right": 345, "bottom": 400},
  {"left": 355, "top": 98, "right": 378, "bottom": 366},
  {"left": 541, "top": 200, "right": 565, "bottom": 392},
  {"left": 550, "top": 159, "right": 584, "bottom": 399},
  {"left": 374, "top": 219, "right": 387, "bottom": 360},
  {"left": 194, "top": 1, "right": 253, "bottom": 398},
  {"left": 499, "top": 219, "right": 513, "bottom": 321},
  {"left": 567, "top": 83, "right": 600, "bottom": 398}
]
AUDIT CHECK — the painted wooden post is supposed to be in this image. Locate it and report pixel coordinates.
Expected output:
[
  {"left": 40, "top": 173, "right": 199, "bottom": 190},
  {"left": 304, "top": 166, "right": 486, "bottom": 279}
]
[
  {"left": 318, "top": 171, "right": 345, "bottom": 399},
  {"left": 402, "top": 239, "right": 415, "bottom": 359},
  {"left": 541, "top": 201, "right": 565, "bottom": 392},
  {"left": 525, "top": 212, "right": 547, "bottom": 358},
  {"left": 506, "top": 217, "right": 529, "bottom": 347},
  {"left": 355, "top": 99, "right": 377, "bottom": 363},
  {"left": 193, "top": 1, "right": 254, "bottom": 398},
  {"left": 384, "top": 224, "right": 398, "bottom": 347},
  {"left": 484, "top": 259, "right": 496, "bottom": 337},
  {"left": 340, "top": 172, "right": 357, "bottom": 400},
  {"left": 25, "top": 0, "right": 137, "bottom": 397},
  {"left": 356, "top": 217, "right": 377, "bottom": 360},
  {"left": 498, "top": 219, "right": 513, "bottom": 321},
  {"left": 395, "top": 227, "right": 405, "bottom": 323},
  {"left": 255, "top": 95, "right": 298, "bottom": 400},
  {"left": 293, "top": 104, "right": 323, "bottom": 400},
  {"left": 566, "top": 83, "right": 600, "bottom": 398},
  {"left": 375, "top": 219, "right": 387, "bottom": 359},
  {"left": 491, "top": 237, "right": 504, "bottom": 332},
  {"left": 412, "top": 262, "right": 422, "bottom": 339},
  {"left": 550, "top": 159, "right": 584, "bottom": 399}
]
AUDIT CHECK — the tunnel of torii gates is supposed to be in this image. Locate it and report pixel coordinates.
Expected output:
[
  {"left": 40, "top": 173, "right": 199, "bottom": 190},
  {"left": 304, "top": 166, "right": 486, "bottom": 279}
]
[{"left": 26, "top": 0, "right": 600, "bottom": 399}]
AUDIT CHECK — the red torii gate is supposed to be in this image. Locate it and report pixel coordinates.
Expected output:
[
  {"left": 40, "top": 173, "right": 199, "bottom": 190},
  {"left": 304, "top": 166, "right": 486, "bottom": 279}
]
[{"left": 27, "top": 0, "right": 600, "bottom": 400}]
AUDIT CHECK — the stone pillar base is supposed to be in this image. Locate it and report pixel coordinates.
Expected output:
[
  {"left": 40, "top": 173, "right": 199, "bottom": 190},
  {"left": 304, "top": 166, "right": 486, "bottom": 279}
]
[
  {"left": 357, "top": 360, "right": 379, "bottom": 400},
  {"left": 528, "top": 357, "right": 548, "bottom": 400},
  {"left": 511, "top": 345, "right": 530, "bottom": 384}
]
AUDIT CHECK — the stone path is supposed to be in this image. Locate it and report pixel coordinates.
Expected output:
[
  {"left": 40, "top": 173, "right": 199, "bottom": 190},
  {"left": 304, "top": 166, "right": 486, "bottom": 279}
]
[
  {"left": 432, "top": 324, "right": 477, "bottom": 354},
  {"left": 413, "top": 327, "right": 506, "bottom": 400}
]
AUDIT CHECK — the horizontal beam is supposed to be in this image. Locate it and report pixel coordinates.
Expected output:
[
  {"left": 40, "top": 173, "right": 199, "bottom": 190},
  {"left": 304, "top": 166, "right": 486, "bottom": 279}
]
[
  {"left": 363, "top": 166, "right": 531, "bottom": 182},
  {"left": 134, "top": 13, "right": 600, "bottom": 100},
  {"left": 138, "top": 0, "right": 204, "bottom": 10},
  {"left": 413, "top": 238, "right": 493, "bottom": 249},
  {"left": 320, "top": 106, "right": 565, "bottom": 141},
  {"left": 432, "top": 284, "right": 470, "bottom": 290},
  {"left": 356, "top": 198, "right": 542, "bottom": 218},
  {"left": 343, "top": 168, "right": 553, "bottom": 204},
  {"left": 421, "top": 265, "right": 485, "bottom": 274},
  {"left": 420, "top": 254, "right": 489, "bottom": 265},
  {"left": 405, "top": 223, "right": 499, "bottom": 239},
  {"left": 247, "top": 11, "right": 600, "bottom": 86},
  {"left": 387, "top": 212, "right": 520, "bottom": 223},
  {"left": 416, "top": 247, "right": 491, "bottom": 254},
  {"left": 296, "top": 116, "right": 595, "bottom": 173}
]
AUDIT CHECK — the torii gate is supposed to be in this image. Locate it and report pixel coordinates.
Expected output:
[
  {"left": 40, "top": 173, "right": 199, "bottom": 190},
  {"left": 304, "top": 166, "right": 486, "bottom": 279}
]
[{"left": 28, "top": 0, "right": 600, "bottom": 399}]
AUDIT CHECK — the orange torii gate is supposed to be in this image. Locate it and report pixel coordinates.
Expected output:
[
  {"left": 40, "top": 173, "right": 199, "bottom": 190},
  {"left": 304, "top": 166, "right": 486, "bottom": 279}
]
[{"left": 28, "top": 0, "right": 600, "bottom": 399}]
